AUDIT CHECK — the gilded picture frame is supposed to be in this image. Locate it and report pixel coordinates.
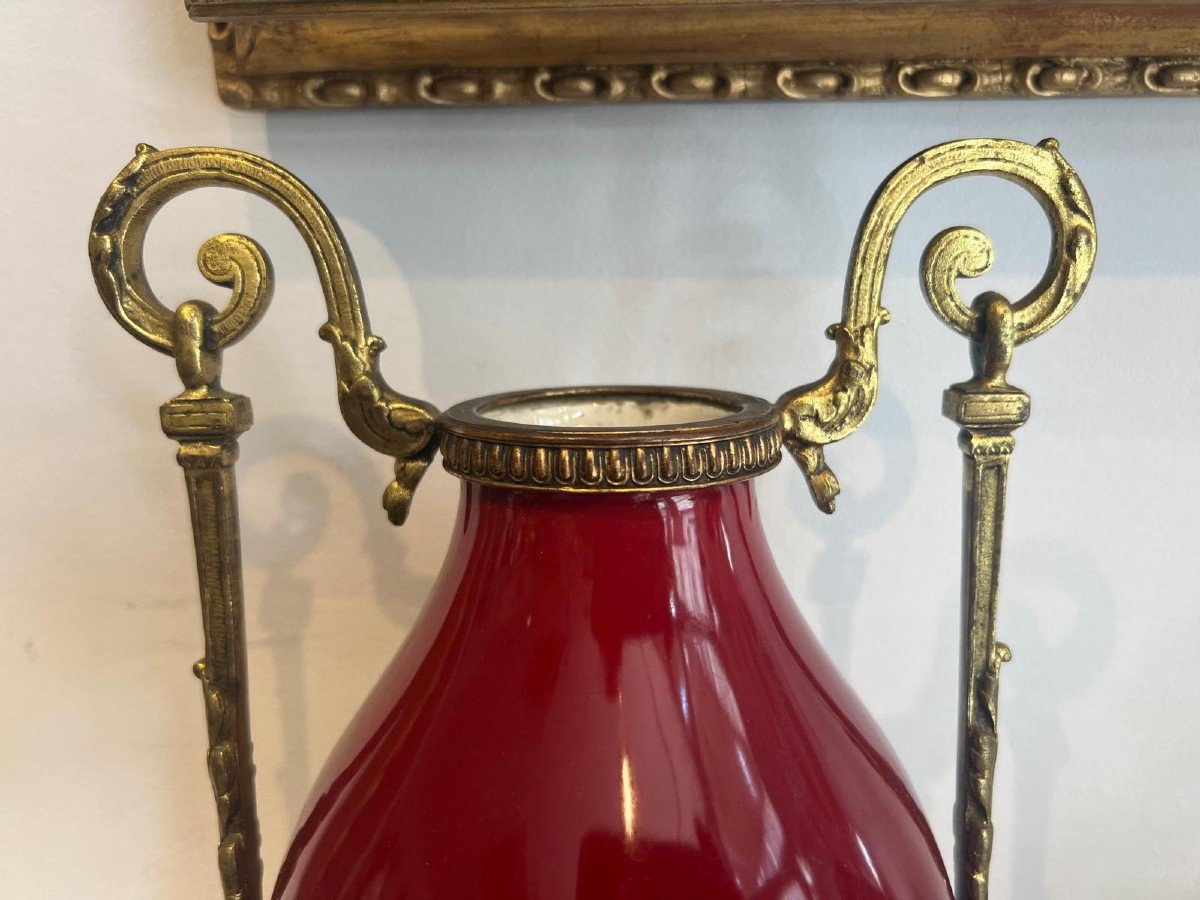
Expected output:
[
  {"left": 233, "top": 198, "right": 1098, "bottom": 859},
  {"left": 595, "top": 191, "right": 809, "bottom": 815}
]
[{"left": 185, "top": 0, "right": 1200, "bottom": 108}]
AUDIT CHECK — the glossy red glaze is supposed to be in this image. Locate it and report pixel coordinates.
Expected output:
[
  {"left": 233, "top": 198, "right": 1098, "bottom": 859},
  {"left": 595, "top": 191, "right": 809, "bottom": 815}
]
[{"left": 274, "top": 480, "right": 951, "bottom": 899}]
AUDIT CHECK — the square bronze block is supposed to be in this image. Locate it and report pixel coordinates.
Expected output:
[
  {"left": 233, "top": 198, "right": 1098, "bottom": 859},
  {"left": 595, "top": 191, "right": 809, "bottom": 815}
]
[
  {"left": 160, "top": 393, "right": 254, "bottom": 440},
  {"left": 943, "top": 384, "right": 1031, "bottom": 431},
  {"left": 183, "top": 0, "right": 1200, "bottom": 108}
]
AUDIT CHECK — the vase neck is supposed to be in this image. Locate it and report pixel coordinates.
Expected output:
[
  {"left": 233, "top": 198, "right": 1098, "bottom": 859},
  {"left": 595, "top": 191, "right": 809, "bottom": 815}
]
[{"left": 445, "top": 479, "right": 777, "bottom": 623}]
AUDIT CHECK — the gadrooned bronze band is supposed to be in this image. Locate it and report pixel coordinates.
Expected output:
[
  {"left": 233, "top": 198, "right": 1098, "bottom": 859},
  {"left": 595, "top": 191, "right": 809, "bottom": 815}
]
[{"left": 439, "top": 386, "right": 783, "bottom": 492}]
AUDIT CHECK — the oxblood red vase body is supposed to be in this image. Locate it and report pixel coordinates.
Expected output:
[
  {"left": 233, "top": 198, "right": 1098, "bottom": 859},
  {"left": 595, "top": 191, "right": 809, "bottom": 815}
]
[{"left": 274, "top": 480, "right": 951, "bottom": 899}]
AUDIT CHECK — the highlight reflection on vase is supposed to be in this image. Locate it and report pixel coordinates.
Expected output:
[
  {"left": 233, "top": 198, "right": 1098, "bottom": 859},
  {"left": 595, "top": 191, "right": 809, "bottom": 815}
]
[{"left": 274, "top": 480, "right": 951, "bottom": 899}]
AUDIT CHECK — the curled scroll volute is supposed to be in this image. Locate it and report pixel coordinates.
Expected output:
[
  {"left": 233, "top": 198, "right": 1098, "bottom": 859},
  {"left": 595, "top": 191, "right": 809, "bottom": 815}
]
[
  {"left": 89, "top": 144, "right": 439, "bottom": 524},
  {"left": 777, "top": 137, "right": 1096, "bottom": 512}
]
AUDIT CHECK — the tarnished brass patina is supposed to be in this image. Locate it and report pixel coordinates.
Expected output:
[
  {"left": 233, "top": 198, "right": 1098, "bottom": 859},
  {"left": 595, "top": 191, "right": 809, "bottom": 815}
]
[
  {"left": 90, "top": 137, "right": 1093, "bottom": 899},
  {"left": 181, "top": 0, "right": 1200, "bottom": 108}
]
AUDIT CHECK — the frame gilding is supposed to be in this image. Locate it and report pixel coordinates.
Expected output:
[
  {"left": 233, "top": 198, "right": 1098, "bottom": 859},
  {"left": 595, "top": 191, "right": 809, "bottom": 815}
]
[{"left": 184, "top": 0, "right": 1200, "bottom": 108}]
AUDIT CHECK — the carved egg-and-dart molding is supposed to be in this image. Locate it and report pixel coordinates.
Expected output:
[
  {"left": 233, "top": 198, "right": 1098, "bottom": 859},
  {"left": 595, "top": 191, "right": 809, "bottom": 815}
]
[{"left": 187, "top": 1, "right": 1200, "bottom": 109}]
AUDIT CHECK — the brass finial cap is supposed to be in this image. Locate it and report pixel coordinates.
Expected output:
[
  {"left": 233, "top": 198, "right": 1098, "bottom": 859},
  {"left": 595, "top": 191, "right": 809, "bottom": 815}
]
[{"left": 439, "top": 386, "right": 782, "bottom": 492}]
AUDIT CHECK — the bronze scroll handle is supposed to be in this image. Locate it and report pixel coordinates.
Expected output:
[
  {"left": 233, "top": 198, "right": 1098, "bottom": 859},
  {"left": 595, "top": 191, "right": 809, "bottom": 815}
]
[
  {"left": 89, "top": 144, "right": 441, "bottom": 900},
  {"left": 776, "top": 138, "right": 1095, "bottom": 898},
  {"left": 777, "top": 137, "right": 1095, "bottom": 513},
  {"left": 90, "top": 143, "right": 440, "bottom": 526}
]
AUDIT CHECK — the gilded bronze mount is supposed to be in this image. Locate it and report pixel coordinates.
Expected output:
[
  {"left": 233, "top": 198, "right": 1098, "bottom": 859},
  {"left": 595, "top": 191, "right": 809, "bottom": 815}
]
[
  {"left": 90, "top": 136, "right": 1094, "bottom": 900},
  {"left": 440, "top": 386, "right": 782, "bottom": 492}
]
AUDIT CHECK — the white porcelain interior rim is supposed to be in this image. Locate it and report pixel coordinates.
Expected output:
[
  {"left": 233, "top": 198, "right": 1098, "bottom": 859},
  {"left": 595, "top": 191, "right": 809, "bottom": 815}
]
[
  {"left": 479, "top": 395, "right": 737, "bottom": 429},
  {"left": 444, "top": 386, "right": 780, "bottom": 442}
]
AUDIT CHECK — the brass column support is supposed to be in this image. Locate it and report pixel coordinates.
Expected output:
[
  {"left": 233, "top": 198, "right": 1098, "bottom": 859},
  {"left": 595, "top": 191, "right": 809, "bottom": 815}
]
[
  {"left": 944, "top": 294, "right": 1028, "bottom": 900},
  {"left": 162, "top": 301, "right": 262, "bottom": 900}
]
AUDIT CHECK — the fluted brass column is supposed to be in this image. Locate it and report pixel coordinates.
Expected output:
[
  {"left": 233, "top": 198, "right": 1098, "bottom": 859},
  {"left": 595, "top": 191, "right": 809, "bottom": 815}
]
[
  {"left": 942, "top": 294, "right": 1028, "bottom": 899},
  {"left": 161, "top": 301, "right": 262, "bottom": 900}
]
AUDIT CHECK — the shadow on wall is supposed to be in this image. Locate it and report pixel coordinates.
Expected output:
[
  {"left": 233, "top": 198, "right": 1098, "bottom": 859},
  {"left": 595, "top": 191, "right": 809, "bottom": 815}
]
[
  {"left": 238, "top": 416, "right": 440, "bottom": 820},
  {"left": 248, "top": 98, "right": 1200, "bottom": 280},
  {"left": 864, "top": 521, "right": 1118, "bottom": 896},
  {"left": 253, "top": 104, "right": 848, "bottom": 407},
  {"left": 1001, "top": 536, "right": 1116, "bottom": 897},
  {"left": 235, "top": 97, "right": 1200, "bottom": 411},
  {"left": 259, "top": 105, "right": 847, "bottom": 281},
  {"left": 797, "top": 383, "right": 920, "bottom": 668}
]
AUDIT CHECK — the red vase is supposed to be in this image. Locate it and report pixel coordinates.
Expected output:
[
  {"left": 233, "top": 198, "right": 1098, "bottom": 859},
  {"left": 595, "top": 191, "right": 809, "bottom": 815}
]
[{"left": 274, "top": 387, "right": 951, "bottom": 900}]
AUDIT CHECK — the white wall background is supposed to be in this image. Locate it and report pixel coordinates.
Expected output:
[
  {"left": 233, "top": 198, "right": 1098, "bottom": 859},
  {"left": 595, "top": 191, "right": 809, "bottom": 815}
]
[{"left": 4, "top": 4, "right": 1199, "bottom": 898}]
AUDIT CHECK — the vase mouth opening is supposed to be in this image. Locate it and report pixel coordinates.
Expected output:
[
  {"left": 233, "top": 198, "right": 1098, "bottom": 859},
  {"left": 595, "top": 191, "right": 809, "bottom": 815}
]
[
  {"left": 438, "top": 386, "right": 783, "bottom": 492},
  {"left": 479, "top": 390, "right": 744, "bottom": 429}
]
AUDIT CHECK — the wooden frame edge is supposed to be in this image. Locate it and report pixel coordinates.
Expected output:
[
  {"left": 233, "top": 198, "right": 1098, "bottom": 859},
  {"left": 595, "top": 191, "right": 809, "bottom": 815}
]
[{"left": 195, "top": 2, "right": 1200, "bottom": 108}]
